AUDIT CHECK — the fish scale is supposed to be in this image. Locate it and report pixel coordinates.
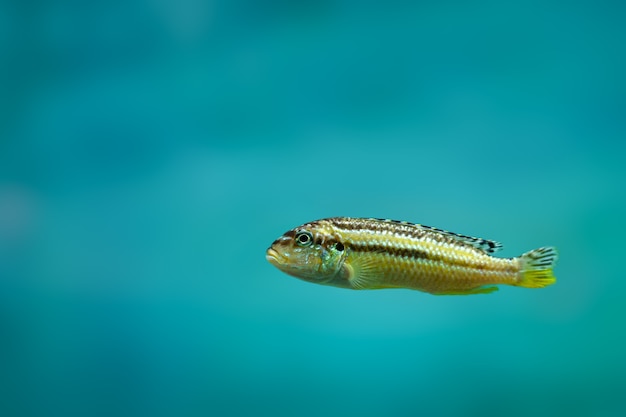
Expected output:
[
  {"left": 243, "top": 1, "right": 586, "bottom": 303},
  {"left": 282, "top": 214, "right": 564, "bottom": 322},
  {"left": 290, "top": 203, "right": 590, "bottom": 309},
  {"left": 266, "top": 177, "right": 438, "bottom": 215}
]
[{"left": 266, "top": 217, "right": 557, "bottom": 295}]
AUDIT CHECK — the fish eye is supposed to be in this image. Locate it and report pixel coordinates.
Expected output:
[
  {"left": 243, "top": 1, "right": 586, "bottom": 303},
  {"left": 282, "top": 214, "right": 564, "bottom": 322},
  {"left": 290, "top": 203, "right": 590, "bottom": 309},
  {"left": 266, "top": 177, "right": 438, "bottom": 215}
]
[
  {"left": 295, "top": 231, "right": 313, "bottom": 247},
  {"left": 334, "top": 242, "right": 344, "bottom": 252}
]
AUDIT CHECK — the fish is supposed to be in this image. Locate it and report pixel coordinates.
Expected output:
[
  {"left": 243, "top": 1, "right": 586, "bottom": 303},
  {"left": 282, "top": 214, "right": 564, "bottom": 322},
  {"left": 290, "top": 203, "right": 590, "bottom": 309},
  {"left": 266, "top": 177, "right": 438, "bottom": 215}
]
[{"left": 265, "top": 217, "right": 557, "bottom": 295}]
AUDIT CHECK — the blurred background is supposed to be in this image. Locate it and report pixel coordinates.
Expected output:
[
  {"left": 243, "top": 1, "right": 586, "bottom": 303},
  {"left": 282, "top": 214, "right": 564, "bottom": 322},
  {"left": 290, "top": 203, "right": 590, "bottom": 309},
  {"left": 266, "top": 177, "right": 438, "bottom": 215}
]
[{"left": 1, "top": 0, "right": 625, "bottom": 416}]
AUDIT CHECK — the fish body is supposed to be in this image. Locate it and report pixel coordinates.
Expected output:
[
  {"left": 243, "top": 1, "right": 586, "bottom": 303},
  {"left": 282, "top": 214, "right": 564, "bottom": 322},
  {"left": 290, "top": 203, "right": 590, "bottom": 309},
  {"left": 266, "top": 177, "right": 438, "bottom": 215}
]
[{"left": 266, "top": 217, "right": 557, "bottom": 295}]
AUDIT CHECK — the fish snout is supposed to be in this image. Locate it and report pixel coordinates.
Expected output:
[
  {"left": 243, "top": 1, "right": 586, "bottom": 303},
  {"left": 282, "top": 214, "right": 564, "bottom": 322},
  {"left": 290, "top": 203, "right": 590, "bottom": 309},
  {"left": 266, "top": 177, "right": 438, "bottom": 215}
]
[{"left": 266, "top": 246, "right": 284, "bottom": 266}]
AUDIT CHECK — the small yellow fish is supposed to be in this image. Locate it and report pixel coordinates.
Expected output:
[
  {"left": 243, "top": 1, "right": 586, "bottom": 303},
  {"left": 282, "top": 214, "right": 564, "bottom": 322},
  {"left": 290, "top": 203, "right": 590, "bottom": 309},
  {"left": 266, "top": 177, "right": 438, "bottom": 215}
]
[{"left": 266, "top": 217, "right": 557, "bottom": 295}]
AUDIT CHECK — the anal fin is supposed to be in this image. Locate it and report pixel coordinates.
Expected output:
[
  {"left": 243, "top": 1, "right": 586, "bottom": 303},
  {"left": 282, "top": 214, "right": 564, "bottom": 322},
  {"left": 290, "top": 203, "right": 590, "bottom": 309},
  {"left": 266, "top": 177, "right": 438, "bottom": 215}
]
[{"left": 433, "top": 286, "right": 499, "bottom": 296}]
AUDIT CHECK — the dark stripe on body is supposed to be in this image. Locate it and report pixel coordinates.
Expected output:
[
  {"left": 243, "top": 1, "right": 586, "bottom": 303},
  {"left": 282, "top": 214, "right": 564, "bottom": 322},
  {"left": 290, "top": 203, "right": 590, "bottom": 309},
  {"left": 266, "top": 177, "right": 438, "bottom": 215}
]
[
  {"left": 348, "top": 242, "right": 438, "bottom": 262},
  {"left": 326, "top": 217, "right": 497, "bottom": 254},
  {"left": 346, "top": 241, "right": 516, "bottom": 275},
  {"left": 345, "top": 238, "right": 499, "bottom": 271},
  {"left": 296, "top": 217, "right": 512, "bottom": 272},
  {"left": 329, "top": 218, "right": 446, "bottom": 242}
]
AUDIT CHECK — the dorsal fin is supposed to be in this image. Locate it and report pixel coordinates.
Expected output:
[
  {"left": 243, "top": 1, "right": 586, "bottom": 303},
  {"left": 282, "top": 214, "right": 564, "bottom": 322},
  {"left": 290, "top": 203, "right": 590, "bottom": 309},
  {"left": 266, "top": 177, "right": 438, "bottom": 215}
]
[{"left": 417, "top": 224, "right": 503, "bottom": 254}]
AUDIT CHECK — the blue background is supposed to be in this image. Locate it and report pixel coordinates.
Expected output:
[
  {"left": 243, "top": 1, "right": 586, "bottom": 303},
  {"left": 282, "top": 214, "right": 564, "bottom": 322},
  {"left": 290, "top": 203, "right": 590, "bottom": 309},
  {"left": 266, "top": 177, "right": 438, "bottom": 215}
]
[{"left": 1, "top": 1, "right": 625, "bottom": 416}]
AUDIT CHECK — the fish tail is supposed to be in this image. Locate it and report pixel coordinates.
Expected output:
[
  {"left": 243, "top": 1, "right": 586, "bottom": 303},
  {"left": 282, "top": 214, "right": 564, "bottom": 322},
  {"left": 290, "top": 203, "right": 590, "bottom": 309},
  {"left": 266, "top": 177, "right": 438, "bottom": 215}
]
[{"left": 516, "top": 247, "right": 558, "bottom": 288}]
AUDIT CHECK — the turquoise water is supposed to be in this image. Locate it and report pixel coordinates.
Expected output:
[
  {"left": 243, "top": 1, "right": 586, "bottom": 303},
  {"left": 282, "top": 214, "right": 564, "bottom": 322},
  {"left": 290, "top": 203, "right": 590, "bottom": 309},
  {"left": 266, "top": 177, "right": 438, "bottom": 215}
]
[{"left": 1, "top": 1, "right": 625, "bottom": 416}]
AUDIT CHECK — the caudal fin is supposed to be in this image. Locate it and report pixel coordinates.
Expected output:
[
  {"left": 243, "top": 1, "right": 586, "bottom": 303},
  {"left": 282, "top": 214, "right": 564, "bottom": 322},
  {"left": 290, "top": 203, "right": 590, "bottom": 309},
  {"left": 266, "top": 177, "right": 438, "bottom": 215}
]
[{"left": 516, "top": 247, "right": 558, "bottom": 288}]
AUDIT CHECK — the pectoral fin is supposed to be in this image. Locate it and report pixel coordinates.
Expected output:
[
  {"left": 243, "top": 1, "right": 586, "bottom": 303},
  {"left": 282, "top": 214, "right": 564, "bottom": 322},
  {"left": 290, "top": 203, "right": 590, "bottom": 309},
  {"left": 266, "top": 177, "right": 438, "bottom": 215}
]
[{"left": 342, "top": 252, "right": 392, "bottom": 290}]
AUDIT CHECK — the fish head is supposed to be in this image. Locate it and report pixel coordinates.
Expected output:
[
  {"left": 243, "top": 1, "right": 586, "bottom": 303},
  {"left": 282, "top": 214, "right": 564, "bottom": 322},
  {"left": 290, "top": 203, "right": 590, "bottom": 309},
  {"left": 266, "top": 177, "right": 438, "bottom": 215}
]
[{"left": 266, "top": 220, "right": 349, "bottom": 287}]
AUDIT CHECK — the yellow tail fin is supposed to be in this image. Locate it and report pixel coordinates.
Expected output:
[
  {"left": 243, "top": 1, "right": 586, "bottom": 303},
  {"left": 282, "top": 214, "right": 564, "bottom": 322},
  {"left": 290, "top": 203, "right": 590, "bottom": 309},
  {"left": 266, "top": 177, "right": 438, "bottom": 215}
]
[{"left": 517, "top": 247, "right": 558, "bottom": 288}]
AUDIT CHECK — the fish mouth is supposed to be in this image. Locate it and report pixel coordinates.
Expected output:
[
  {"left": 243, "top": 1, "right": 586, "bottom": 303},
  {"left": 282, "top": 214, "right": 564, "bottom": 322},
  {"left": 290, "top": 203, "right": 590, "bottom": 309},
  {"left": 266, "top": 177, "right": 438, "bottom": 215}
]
[{"left": 266, "top": 247, "right": 283, "bottom": 266}]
